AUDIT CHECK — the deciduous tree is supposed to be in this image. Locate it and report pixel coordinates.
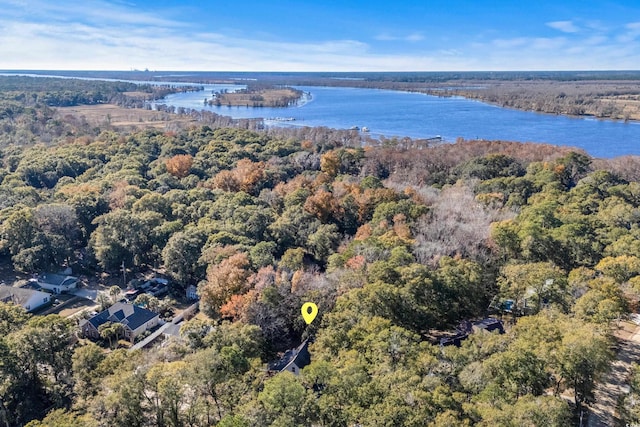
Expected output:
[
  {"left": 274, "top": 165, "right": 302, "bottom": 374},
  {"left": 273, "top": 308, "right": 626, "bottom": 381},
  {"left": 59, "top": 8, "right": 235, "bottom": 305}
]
[{"left": 165, "top": 154, "right": 193, "bottom": 178}]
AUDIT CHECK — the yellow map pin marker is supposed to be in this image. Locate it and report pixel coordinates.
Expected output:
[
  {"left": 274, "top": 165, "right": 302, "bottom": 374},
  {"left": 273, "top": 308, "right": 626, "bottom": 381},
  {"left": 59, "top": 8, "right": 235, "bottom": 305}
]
[{"left": 301, "top": 302, "right": 318, "bottom": 325}]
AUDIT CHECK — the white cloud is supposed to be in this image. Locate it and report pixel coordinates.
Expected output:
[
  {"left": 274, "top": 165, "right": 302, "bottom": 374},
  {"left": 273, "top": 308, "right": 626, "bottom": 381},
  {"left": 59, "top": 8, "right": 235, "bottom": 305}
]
[
  {"left": 488, "top": 36, "right": 568, "bottom": 57},
  {"left": 492, "top": 38, "right": 528, "bottom": 49},
  {"left": 585, "top": 35, "right": 608, "bottom": 45},
  {"left": 531, "top": 37, "right": 567, "bottom": 50},
  {"left": 375, "top": 32, "right": 424, "bottom": 42},
  {"left": 546, "top": 20, "right": 580, "bottom": 33},
  {"left": 0, "top": 15, "right": 375, "bottom": 71},
  {"left": 584, "top": 20, "right": 608, "bottom": 32},
  {"left": 618, "top": 21, "right": 640, "bottom": 42},
  {"left": 438, "top": 49, "right": 463, "bottom": 57},
  {"left": 375, "top": 33, "right": 395, "bottom": 41},
  {"left": 406, "top": 32, "right": 425, "bottom": 42},
  {"left": 0, "top": 0, "right": 638, "bottom": 71},
  {"left": 481, "top": 31, "right": 640, "bottom": 71}
]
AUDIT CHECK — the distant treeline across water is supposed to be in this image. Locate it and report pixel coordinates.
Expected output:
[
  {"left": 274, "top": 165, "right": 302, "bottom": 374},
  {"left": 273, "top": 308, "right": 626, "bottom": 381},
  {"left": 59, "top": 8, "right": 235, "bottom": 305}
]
[
  {"left": 158, "top": 84, "right": 640, "bottom": 159},
  {"left": 4, "top": 71, "right": 640, "bottom": 158}
]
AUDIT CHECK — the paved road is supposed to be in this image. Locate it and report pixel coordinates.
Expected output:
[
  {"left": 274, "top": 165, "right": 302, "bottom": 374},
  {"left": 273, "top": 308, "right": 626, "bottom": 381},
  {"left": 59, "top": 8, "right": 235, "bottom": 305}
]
[
  {"left": 70, "top": 288, "right": 98, "bottom": 300},
  {"left": 130, "top": 322, "right": 172, "bottom": 351},
  {"left": 129, "top": 301, "right": 198, "bottom": 351},
  {"left": 37, "top": 296, "right": 82, "bottom": 316},
  {"left": 588, "top": 322, "right": 640, "bottom": 427}
]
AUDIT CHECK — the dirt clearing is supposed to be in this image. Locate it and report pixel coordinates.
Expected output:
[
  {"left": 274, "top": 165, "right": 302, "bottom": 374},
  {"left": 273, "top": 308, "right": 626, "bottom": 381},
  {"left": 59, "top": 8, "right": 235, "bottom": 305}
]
[{"left": 57, "top": 104, "right": 197, "bottom": 129}]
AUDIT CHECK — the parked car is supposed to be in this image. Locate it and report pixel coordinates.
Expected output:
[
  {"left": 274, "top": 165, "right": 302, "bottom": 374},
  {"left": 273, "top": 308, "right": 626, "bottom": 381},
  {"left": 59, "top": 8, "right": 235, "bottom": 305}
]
[{"left": 124, "top": 289, "right": 142, "bottom": 301}]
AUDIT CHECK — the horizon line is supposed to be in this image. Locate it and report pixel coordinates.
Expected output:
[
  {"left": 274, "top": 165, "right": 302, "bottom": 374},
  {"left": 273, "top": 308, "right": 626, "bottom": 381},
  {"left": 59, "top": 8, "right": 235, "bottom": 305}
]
[{"left": 2, "top": 69, "right": 640, "bottom": 74}]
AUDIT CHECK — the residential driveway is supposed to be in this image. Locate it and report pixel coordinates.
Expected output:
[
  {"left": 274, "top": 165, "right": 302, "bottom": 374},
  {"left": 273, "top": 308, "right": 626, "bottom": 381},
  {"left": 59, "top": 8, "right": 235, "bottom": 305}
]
[
  {"left": 37, "top": 295, "right": 97, "bottom": 318},
  {"left": 71, "top": 288, "right": 98, "bottom": 301}
]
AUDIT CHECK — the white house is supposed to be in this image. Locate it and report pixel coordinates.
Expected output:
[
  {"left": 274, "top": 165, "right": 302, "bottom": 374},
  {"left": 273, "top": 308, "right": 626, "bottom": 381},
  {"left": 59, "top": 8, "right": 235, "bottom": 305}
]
[
  {"left": 0, "top": 285, "right": 51, "bottom": 312},
  {"left": 80, "top": 302, "right": 160, "bottom": 343},
  {"left": 33, "top": 273, "right": 78, "bottom": 294}
]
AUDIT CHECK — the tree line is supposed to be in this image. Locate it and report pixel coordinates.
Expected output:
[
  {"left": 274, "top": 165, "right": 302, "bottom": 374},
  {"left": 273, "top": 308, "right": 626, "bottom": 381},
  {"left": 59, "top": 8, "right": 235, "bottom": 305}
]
[{"left": 0, "top": 75, "right": 201, "bottom": 108}]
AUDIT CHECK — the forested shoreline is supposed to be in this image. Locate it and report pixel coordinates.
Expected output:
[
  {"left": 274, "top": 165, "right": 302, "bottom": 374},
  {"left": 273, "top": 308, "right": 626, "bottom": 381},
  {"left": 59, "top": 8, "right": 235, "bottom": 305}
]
[
  {"left": 8, "top": 71, "right": 640, "bottom": 122},
  {"left": 3, "top": 76, "right": 640, "bottom": 426},
  {"left": 0, "top": 75, "right": 201, "bottom": 109},
  {"left": 420, "top": 81, "right": 640, "bottom": 121}
]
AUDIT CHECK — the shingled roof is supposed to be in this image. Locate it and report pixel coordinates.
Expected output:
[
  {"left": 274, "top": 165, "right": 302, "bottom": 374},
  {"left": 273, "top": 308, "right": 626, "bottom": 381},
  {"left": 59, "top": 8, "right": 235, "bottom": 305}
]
[
  {"left": 268, "top": 340, "right": 311, "bottom": 372},
  {"left": 88, "top": 302, "right": 158, "bottom": 331},
  {"left": 0, "top": 285, "right": 48, "bottom": 309},
  {"left": 39, "top": 273, "right": 77, "bottom": 287}
]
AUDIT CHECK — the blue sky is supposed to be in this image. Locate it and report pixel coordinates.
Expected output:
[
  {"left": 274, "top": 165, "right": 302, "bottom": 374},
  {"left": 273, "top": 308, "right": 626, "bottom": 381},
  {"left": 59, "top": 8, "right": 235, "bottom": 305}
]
[{"left": 1, "top": 0, "right": 639, "bottom": 71}]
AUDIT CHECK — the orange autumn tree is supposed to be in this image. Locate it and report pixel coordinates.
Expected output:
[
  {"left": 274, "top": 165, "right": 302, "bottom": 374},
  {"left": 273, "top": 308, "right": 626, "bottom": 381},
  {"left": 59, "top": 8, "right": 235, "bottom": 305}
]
[
  {"left": 235, "top": 159, "right": 266, "bottom": 194},
  {"left": 219, "top": 266, "right": 277, "bottom": 320},
  {"left": 210, "top": 159, "right": 266, "bottom": 194},
  {"left": 219, "top": 293, "right": 253, "bottom": 320},
  {"left": 211, "top": 170, "right": 240, "bottom": 192},
  {"left": 199, "top": 252, "right": 251, "bottom": 315},
  {"left": 304, "top": 188, "right": 340, "bottom": 223},
  {"left": 166, "top": 154, "right": 194, "bottom": 178}
]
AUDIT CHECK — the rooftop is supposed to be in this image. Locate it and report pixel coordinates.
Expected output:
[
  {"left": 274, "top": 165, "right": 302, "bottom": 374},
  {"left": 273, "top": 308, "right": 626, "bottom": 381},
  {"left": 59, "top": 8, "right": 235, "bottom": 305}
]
[
  {"left": 88, "top": 302, "right": 158, "bottom": 331},
  {"left": 0, "top": 285, "right": 49, "bottom": 309},
  {"left": 38, "top": 273, "right": 77, "bottom": 287},
  {"left": 268, "top": 340, "right": 311, "bottom": 372},
  {"left": 473, "top": 318, "right": 505, "bottom": 333}
]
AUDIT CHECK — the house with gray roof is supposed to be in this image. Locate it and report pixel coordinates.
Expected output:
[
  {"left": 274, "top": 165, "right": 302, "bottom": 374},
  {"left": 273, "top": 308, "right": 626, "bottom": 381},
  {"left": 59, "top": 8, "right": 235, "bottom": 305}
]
[
  {"left": 268, "top": 340, "right": 311, "bottom": 376},
  {"left": 0, "top": 285, "right": 51, "bottom": 312},
  {"left": 80, "top": 302, "right": 160, "bottom": 342},
  {"left": 32, "top": 273, "right": 78, "bottom": 294}
]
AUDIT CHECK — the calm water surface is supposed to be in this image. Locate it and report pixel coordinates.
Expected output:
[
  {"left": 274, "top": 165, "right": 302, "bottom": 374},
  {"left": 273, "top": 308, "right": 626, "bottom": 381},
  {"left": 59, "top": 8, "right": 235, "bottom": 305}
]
[
  {"left": 159, "top": 85, "right": 640, "bottom": 158},
  {"left": 5, "top": 73, "right": 638, "bottom": 158}
]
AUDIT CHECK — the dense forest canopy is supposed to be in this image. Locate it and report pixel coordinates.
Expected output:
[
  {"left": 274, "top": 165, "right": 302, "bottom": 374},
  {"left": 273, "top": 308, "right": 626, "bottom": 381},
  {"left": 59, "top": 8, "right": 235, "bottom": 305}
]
[{"left": 1, "top": 76, "right": 640, "bottom": 426}]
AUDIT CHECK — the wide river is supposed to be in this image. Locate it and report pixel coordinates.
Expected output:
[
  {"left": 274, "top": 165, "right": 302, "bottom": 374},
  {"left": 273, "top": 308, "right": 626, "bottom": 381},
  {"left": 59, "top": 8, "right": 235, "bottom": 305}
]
[
  {"left": 154, "top": 84, "right": 640, "bottom": 158},
  {"left": 4, "top": 73, "right": 638, "bottom": 158}
]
